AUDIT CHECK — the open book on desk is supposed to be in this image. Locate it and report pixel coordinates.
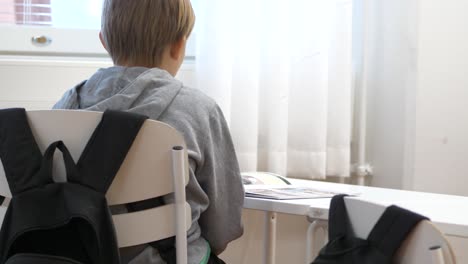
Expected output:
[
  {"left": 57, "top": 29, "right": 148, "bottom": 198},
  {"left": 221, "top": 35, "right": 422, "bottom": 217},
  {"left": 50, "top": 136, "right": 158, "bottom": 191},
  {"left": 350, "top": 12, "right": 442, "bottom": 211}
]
[
  {"left": 242, "top": 172, "right": 358, "bottom": 200},
  {"left": 242, "top": 171, "right": 292, "bottom": 185}
]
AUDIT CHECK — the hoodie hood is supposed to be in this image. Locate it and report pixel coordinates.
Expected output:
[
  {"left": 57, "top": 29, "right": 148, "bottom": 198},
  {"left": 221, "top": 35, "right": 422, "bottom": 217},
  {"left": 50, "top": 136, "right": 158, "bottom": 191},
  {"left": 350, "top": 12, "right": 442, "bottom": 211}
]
[{"left": 54, "top": 66, "right": 182, "bottom": 119}]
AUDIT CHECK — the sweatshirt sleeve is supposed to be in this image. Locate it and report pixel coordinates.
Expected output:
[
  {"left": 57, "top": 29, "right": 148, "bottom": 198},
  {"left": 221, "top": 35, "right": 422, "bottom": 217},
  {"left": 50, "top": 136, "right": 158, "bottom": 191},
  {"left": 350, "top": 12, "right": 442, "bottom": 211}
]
[{"left": 197, "top": 105, "right": 244, "bottom": 254}]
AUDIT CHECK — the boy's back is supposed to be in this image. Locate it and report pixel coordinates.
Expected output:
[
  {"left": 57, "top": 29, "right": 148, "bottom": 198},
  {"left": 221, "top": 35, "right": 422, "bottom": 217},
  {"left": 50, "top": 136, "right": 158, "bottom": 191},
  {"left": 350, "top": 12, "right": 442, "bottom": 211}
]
[{"left": 54, "top": 66, "right": 244, "bottom": 263}]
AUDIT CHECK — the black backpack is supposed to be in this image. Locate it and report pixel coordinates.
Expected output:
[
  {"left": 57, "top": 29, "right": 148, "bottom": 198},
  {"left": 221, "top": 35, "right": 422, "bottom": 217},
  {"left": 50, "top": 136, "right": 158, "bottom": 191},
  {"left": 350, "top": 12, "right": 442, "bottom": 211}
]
[
  {"left": 0, "top": 108, "right": 147, "bottom": 264},
  {"left": 312, "top": 194, "right": 428, "bottom": 264}
]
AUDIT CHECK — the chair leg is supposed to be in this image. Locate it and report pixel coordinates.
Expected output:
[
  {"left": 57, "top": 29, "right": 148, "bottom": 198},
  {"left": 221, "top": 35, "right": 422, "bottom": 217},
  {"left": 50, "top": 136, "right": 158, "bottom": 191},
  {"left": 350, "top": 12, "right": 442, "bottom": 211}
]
[
  {"left": 263, "top": 211, "right": 277, "bottom": 264},
  {"left": 172, "top": 146, "right": 188, "bottom": 264},
  {"left": 305, "top": 220, "right": 328, "bottom": 264}
]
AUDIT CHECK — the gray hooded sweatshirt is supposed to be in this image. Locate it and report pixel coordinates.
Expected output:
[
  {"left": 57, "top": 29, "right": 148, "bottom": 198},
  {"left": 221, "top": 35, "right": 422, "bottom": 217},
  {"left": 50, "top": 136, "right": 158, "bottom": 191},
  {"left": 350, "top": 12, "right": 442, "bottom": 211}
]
[{"left": 53, "top": 66, "right": 244, "bottom": 264}]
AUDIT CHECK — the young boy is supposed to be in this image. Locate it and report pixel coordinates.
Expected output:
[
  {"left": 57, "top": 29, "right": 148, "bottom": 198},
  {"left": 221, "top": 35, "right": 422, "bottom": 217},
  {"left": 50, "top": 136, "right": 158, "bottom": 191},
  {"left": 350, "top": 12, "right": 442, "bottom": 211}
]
[{"left": 53, "top": 0, "right": 244, "bottom": 263}]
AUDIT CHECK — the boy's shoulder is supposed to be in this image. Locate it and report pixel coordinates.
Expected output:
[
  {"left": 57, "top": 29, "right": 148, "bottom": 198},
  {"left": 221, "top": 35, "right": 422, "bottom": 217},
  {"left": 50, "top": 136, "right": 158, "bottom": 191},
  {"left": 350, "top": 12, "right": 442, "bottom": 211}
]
[{"left": 175, "top": 85, "right": 218, "bottom": 113}]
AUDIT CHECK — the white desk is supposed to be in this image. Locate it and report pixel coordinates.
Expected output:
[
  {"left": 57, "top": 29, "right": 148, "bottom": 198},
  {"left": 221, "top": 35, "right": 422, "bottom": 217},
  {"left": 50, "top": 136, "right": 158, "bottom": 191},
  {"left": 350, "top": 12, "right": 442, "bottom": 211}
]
[{"left": 243, "top": 179, "right": 468, "bottom": 264}]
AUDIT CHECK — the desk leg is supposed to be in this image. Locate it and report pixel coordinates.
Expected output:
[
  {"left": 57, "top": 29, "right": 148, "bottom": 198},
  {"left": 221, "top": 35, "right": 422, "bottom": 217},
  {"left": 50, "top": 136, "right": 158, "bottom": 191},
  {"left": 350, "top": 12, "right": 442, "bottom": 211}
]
[
  {"left": 305, "top": 219, "right": 328, "bottom": 264},
  {"left": 263, "top": 211, "right": 277, "bottom": 264}
]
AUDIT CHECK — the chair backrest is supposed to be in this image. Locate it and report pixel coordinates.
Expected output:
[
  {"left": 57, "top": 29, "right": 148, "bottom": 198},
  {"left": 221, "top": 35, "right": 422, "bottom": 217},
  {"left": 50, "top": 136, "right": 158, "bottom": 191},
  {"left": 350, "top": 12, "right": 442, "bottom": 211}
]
[
  {"left": 0, "top": 110, "right": 191, "bottom": 263},
  {"left": 345, "top": 197, "right": 456, "bottom": 264}
]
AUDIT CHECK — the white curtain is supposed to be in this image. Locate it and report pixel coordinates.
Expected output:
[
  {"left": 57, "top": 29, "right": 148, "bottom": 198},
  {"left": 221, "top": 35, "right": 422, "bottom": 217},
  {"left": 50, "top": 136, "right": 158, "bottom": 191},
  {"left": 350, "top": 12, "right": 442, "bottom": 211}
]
[{"left": 194, "top": 0, "right": 352, "bottom": 179}]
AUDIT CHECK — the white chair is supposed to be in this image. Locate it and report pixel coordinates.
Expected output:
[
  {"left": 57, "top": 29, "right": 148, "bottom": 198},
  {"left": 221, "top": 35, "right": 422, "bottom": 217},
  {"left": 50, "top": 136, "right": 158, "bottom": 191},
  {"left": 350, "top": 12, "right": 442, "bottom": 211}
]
[
  {"left": 345, "top": 197, "right": 456, "bottom": 264},
  {"left": 0, "top": 110, "right": 191, "bottom": 264}
]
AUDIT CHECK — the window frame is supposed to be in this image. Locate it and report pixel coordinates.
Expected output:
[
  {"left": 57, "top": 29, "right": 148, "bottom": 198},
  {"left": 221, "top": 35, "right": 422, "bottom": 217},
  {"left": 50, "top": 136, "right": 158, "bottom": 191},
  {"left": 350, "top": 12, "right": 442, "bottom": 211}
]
[
  {"left": 0, "top": 0, "right": 197, "bottom": 58},
  {"left": 0, "top": 25, "right": 107, "bottom": 56},
  {"left": 0, "top": 24, "right": 196, "bottom": 59}
]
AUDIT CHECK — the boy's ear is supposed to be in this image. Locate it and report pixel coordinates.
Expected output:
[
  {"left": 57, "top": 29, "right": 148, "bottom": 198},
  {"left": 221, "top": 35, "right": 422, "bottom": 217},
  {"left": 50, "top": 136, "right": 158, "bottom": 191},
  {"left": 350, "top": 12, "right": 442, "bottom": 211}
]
[
  {"left": 169, "top": 37, "right": 186, "bottom": 60},
  {"left": 99, "top": 31, "right": 108, "bottom": 51}
]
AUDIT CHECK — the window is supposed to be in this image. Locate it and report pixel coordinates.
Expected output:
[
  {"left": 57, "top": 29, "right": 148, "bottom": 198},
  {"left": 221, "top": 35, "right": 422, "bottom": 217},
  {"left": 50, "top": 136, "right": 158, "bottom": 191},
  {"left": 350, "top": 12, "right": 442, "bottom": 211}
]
[
  {"left": 0, "top": 0, "right": 195, "bottom": 57},
  {"left": 0, "top": 0, "right": 104, "bottom": 56},
  {"left": 0, "top": 0, "right": 52, "bottom": 26}
]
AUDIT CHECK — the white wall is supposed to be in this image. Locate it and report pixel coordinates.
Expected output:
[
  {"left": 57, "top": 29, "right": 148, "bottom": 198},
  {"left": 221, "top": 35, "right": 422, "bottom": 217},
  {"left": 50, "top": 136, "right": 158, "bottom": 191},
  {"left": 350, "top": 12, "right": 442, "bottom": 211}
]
[
  {"left": 413, "top": 0, "right": 468, "bottom": 195},
  {"left": 0, "top": 56, "right": 111, "bottom": 109},
  {"left": 366, "top": 0, "right": 468, "bottom": 196},
  {"left": 365, "top": 0, "right": 419, "bottom": 190},
  {"left": 0, "top": 56, "right": 196, "bottom": 110}
]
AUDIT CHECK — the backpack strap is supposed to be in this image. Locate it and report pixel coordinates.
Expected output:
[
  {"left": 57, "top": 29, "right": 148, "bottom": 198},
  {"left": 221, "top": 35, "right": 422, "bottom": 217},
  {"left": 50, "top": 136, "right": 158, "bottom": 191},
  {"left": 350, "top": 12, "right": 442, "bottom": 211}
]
[
  {"left": 36, "top": 140, "right": 80, "bottom": 185},
  {"left": 327, "top": 194, "right": 353, "bottom": 240},
  {"left": 72, "top": 110, "right": 148, "bottom": 193},
  {"left": 367, "top": 205, "right": 429, "bottom": 257},
  {"left": 0, "top": 108, "right": 44, "bottom": 195}
]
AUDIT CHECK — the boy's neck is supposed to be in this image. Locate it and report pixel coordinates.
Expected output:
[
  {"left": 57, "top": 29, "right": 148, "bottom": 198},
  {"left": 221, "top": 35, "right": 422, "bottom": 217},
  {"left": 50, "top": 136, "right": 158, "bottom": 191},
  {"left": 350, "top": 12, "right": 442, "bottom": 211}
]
[{"left": 115, "top": 62, "right": 178, "bottom": 77}]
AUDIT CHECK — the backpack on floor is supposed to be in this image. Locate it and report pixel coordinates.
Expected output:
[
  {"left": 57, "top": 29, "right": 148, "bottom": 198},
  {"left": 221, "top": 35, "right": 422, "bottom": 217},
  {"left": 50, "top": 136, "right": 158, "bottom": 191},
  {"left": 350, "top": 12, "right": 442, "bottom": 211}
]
[
  {"left": 312, "top": 194, "right": 428, "bottom": 264},
  {"left": 0, "top": 108, "right": 147, "bottom": 264}
]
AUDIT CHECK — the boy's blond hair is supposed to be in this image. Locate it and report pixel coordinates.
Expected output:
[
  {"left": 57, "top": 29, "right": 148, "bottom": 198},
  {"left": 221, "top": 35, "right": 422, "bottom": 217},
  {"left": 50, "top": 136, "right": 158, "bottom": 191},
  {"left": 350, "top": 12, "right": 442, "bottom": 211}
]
[{"left": 101, "top": 0, "right": 195, "bottom": 67}]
